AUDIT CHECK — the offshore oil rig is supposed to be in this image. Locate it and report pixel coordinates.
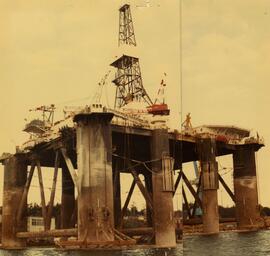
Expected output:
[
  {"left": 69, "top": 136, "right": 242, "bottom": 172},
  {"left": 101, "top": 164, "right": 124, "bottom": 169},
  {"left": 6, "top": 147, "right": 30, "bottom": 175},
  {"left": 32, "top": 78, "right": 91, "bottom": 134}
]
[{"left": 0, "top": 4, "right": 264, "bottom": 249}]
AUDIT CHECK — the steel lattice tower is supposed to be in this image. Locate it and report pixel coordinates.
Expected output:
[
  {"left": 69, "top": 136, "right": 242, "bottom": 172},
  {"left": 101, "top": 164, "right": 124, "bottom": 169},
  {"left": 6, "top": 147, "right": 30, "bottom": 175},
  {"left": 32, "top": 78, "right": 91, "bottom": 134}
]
[
  {"left": 111, "top": 55, "right": 153, "bottom": 108},
  {"left": 118, "top": 4, "right": 136, "bottom": 46},
  {"left": 112, "top": 4, "right": 152, "bottom": 108}
]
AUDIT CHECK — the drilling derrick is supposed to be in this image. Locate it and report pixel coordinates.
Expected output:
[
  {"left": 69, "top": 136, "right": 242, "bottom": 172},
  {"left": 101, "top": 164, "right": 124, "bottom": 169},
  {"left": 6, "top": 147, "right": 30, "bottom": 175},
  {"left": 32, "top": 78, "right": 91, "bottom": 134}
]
[
  {"left": 111, "top": 55, "right": 152, "bottom": 108},
  {"left": 112, "top": 4, "right": 153, "bottom": 108},
  {"left": 118, "top": 4, "right": 136, "bottom": 46}
]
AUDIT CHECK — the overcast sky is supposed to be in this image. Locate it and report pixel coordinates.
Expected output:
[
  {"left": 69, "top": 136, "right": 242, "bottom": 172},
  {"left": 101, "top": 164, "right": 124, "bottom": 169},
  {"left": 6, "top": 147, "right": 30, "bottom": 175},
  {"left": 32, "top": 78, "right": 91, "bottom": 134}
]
[{"left": 0, "top": 0, "right": 269, "bottom": 210}]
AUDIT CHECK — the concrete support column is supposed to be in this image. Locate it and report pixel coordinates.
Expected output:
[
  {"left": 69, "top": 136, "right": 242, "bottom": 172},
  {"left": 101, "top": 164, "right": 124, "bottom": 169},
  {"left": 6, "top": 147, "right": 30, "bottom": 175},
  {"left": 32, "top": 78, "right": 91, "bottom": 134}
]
[
  {"left": 2, "top": 154, "right": 27, "bottom": 248},
  {"left": 197, "top": 138, "right": 219, "bottom": 234},
  {"left": 151, "top": 129, "right": 176, "bottom": 248},
  {"left": 74, "top": 112, "right": 114, "bottom": 242},
  {"left": 61, "top": 164, "right": 75, "bottom": 229},
  {"left": 233, "top": 147, "right": 260, "bottom": 229}
]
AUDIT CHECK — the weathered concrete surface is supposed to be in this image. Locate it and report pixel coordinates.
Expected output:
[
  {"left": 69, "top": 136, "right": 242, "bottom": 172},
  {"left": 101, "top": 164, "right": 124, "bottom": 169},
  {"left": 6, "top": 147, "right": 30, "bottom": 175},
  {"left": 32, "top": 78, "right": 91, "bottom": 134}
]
[
  {"left": 74, "top": 113, "right": 114, "bottom": 242},
  {"left": 197, "top": 138, "right": 219, "bottom": 234},
  {"left": 2, "top": 155, "right": 27, "bottom": 248},
  {"left": 61, "top": 164, "right": 75, "bottom": 229},
  {"left": 233, "top": 147, "right": 260, "bottom": 229},
  {"left": 201, "top": 190, "right": 219, "bottom": 233},
  {"left": 151, "top": 129, "right": 176, "bottom": 247}
]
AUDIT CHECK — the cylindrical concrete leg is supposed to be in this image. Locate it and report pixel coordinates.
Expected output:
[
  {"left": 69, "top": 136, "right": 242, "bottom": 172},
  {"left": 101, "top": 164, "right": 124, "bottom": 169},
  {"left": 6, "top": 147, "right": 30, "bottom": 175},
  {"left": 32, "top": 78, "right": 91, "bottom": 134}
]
[
  {"left": 202, "top": 190, "right": 219, "bottom": 233},
  {"left": 151, "top": 129, "right": 176, "bottom": 248},
  {"left": 61, "top": 164, "right": 75, "bottom": 229},
  {"left": 2, "top": 155, "right": 27, "bottom": 248},
  {"left": 233, "top": 147, "right": 260, "bottom": 229},
  {"left": 197, "top": 138, "right": 219, "bottom": 234},
  {"left": 74, "top": 113, "right": 114, "bottom": 242}
]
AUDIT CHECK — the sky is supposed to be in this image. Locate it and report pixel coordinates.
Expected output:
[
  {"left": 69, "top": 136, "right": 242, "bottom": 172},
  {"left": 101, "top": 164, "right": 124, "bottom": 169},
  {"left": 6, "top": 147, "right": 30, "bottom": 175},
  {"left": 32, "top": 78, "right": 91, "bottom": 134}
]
[
  {"left": 0, "top": 0, "right": 269, "bottom": 211},
  {"left": 181, "top": 0, "right": 270, "bottom": 208}
]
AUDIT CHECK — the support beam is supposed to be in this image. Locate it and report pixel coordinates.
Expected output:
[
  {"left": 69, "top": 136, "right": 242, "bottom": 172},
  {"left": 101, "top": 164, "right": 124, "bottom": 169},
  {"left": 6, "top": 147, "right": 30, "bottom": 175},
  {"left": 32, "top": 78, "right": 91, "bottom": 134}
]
[
  {"left": 181, "top": 171, "right": 202, "bottom": 208},
  {"left": 197, "top": 138, "right": 219, "bottom": 234},
  {"left": 113, "top": 167, "right": 121, "bottom": 228},
  {"left": 60, "top": 147, "right": 78, "bottom": 189},
  {"left": 70, "top": 198, "right": 78, "bottom": 227},
  {"left": 233, "top": 147, "right": 260, "bottom": 229},
  {"left": 46, "top": 151, "right": 59, "bottom": 230},
  {"left": 36, "top": 160, "right": 47, "bottom": 231},
  {"left": 218, "top": 173, "right": 235, "bottom": 203},
  {"left": 17, "top": 228, "right": 77, "bottom": 239},
  {"left": 61, "top": 162, "right": 75, "bottom": 229},
  {"left": 151, "top": 128, "right": 176, "bottom": 248},
  {"left": 120, "top": 179, "right": 136, "bottom": 228},
  {"left": 2, "top": 155, "right": 27, "bottom": 248},
  {"left": 191, "top": 173, "right": 202, "bottom": 218},
  {"left": 17, "top": 162, "right": 35, "bottom": 223},
  {"left": 129, "top": 167, "right": 153, "bottom": 211},
  {"left": 173, "top": 170, "right": 182, "bottom": 196},
  {"left": 182, "top": 186, "right": 192, "bottom": 219},
  {"left": 74, "top": 112, "right": 115, "bottom": 242},
  {"left": 144, "top": 172, "right": 153, "bottom": 227}
]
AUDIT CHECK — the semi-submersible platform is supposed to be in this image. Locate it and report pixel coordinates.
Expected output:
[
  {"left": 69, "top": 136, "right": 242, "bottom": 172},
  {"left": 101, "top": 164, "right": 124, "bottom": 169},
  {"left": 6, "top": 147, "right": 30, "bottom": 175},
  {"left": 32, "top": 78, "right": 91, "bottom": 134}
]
[{"left": 0, "top": 3, "right": 264, "bottom": 250}]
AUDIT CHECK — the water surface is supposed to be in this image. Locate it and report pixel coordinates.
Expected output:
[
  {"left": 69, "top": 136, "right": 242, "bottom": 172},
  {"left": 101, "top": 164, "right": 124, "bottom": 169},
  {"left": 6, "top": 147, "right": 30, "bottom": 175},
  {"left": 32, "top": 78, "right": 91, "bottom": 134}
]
[
  {"left": 0, "top": 244, "right": 183, "bottom": 256},
  {"left": 184, "top": 230, "right": 270, "bottom": 256}
]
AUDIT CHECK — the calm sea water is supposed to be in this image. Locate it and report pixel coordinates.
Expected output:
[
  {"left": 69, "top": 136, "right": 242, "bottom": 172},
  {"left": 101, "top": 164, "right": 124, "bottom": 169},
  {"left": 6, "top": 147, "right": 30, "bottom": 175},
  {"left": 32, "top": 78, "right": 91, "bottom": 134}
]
[
  {"left": 0, "top": 244, "right": 183, "bottom": 256},
  {"left": 3, "top": 231, "right": 270, "bottom": 256},
  {"left": 184, "top": 230, "right": 270, "bottom": 256}
]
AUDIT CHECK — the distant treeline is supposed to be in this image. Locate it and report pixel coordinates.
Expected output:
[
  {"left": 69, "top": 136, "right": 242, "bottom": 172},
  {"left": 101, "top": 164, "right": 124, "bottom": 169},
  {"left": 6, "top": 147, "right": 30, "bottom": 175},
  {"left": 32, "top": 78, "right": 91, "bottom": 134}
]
[
  {"left": 260, "top": 206, "right": 270, "bottom": 216},
  {"left": 218, "top": 206, "right": 235, "bottom": 218},
  {"left": 1, "top": 204, "right": 269, "bottom": 218},
  {"left": 27, "top": 203, "right": 61, "bottom": 217},
  {"left": 219, "top": 205, "right": 270, "bottom": 218}
]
